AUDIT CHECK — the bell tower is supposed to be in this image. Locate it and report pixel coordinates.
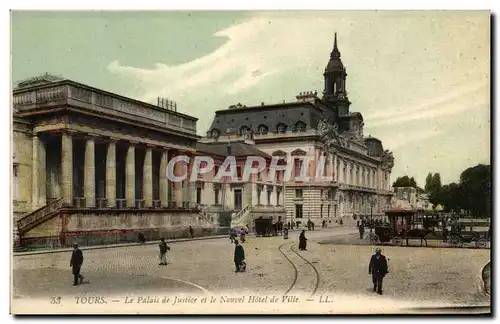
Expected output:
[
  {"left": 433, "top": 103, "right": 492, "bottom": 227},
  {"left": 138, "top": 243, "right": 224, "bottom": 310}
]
[{"left": 323, "top": 33, "right": 350, "bottom": 115}]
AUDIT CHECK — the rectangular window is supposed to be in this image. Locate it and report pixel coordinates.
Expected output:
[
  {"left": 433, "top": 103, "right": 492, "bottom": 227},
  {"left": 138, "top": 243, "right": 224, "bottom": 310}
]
[
  {"left": 295, "top": 189, "right": 303, "bottom": 198},
  {"left": 237, "top": 166, "right": 242, "bottom": 180},
  {"left": 214, "top": 189, "right": 220, "bottom": 205},
  {"left": 267, "top": 190, "right": 272, "bottom": 205},
  {"left": 295, "top": 204, "right": 303, "bottom": 218},
  {"left": 257, "top": 189, "right": 261, "bottom": 205},
  {"left": 276, "top": 191, "right": 281, "bottom": 205}
]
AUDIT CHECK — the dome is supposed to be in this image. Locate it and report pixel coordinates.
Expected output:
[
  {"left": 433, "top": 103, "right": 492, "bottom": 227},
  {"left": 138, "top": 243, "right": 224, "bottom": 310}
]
[{"left": 325, "top": 58, "right": 344, "bottom": 72}]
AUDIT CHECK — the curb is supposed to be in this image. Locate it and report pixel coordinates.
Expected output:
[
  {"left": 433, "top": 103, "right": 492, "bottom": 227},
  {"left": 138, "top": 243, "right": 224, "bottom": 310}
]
[{"left": 13, "top": 234, "right": 231, "bottom": 256}]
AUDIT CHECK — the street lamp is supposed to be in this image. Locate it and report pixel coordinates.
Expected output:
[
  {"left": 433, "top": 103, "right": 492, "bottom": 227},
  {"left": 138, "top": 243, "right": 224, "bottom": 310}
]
[{"left": 369, "top": 197, "right": 377, "bottom": 232}]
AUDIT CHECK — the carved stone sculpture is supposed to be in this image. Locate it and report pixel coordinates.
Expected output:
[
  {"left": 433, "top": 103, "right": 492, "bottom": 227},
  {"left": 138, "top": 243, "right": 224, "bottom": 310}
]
[{"left": 380, "top": 150, "right": 395, "bottom": 170}]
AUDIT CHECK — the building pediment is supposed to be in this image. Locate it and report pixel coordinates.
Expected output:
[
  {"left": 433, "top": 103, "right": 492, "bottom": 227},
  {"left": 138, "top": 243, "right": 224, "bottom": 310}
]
[
  {"left": 272, "top": 150, "right": 287, "bottom": 156},
  {"left": 291, "top": 149, "right": 307, "bottom": 156}
]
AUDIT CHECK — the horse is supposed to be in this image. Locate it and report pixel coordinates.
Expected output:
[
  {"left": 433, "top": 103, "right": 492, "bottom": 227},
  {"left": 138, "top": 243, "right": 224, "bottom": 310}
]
[{"left": 404, "top": 228, "right": 436, "bottom": 247}]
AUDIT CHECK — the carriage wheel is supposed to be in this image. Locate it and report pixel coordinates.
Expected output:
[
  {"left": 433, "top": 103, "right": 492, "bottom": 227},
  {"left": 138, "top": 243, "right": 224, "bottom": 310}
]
[
  {"left": 392, "top": 236, "right": 403, "bottom": 246},
  {"left": 368, "top": 233, "right": 379, "bottom": 245},
  {"left": 475, "top": 239, "right": 487, "bottom": 249},
  {"left": 449, "top": 235, "right": 462, "bottom": 247}
]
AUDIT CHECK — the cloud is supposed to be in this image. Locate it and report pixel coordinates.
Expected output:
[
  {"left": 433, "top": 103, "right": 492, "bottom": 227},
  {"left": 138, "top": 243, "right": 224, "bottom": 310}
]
[{"left": 106, "top": 12, "right": 490, "bottom": 185}]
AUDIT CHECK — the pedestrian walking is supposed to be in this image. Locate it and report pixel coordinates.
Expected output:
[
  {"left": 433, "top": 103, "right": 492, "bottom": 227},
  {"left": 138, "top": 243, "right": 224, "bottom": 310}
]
[
  {"left": 188, "top": 226, "right": 194, "bottom": 239},
  {"left": 359, "top": 223, "right": 365, "bottom": 239},
  {"left": 298, "top": 230, "right": 307, "bottom": 250},
  {"left": 283, "top": 227, "right": 289, "bottom": 240},
  {"left": 138, "top": 232, "right": 146, "bottom": 244},
  {"left": 368, "top": 248, "right": 388, "bottom": 295},
  {"left": 233, "top": 240, "right": 246, "bottom": 272},
  {"left": 158, "top": 238, "right": 170, "bottom": 265},
  {"left": 339, "top": 219, "right": 343, "bottom": 226},
  {"left": 70, "top": 243, "right": 84, "bottom": 286}
]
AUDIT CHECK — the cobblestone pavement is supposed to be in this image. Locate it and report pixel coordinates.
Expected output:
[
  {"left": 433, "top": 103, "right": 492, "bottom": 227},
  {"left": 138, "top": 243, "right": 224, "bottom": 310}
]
[{"left": 13, "top": 226, "right": 490, "bottom": 308}]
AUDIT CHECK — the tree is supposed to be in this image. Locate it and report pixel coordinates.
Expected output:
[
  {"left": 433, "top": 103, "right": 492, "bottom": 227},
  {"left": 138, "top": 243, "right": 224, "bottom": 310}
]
[
  {"left": 459, "top": 164, "right": 491, "bottom": 218},
  {"left": 424, "top": 173, "right": 433, "bottom": 192},
  {"left": 392, "top": 175, "right": 418, "bottom": 188}
]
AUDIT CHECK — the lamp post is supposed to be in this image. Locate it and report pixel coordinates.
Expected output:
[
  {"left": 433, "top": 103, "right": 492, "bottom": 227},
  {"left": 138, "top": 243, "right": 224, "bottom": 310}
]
[{"left": 369, "top": 197, "right": 377, "bottom": 232}]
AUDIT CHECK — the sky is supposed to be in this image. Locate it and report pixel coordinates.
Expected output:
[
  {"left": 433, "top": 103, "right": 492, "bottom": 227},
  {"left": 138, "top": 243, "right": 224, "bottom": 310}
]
[{"left": 11, "top": 10, "right": 490, "bottom": 187}]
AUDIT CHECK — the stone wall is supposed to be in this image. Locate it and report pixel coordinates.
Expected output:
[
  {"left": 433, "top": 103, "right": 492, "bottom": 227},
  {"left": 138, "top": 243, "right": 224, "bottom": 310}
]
[{"left": 19, "top": 209, "right": 219, "bottom": 249}]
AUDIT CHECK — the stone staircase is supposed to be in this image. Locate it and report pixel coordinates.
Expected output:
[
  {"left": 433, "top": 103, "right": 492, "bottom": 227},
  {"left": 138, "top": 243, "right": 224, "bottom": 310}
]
[
  {"left": 196, "top": 204, "right": 220, "bottom": 227},
  {"left": 16, "top": 198, "right": 64, "bottom": 237},
  {"left": 230, "top": 205, "right": 251, "bottom": 228}
]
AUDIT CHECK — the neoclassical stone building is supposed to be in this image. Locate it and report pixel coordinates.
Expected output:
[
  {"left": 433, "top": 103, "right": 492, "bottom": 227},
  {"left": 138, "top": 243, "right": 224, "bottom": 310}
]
[
  {"left": 202, "top": 34, "right": 394, "bottom": 226},
  {"left": 12, "top": 74, "right": 216, "bottom": 248}
]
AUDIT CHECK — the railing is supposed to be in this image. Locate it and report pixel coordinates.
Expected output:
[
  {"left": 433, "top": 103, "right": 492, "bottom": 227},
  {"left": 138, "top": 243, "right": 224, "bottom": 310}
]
[
  {"left": 13, "top": 83, "right": 197, "bottom": 134},
  {"left": 196, "top": 204, "right": 218, "bottom": 225},
  {"left": 96, "top": 198, "right": 108, "bottom": 209},
  {"left": 116, "top": 199, "right": 126, "bottom": 209},
  {"left": 168, "top": 201, "right": 177, "bottom": 208},
  {"left": 73, "top": 197, "right": 86, "bottom": 208},
  {"left": 135, "top": 200, "right": 145, "bottom": 209},
  {"left": 17, "top": 198, "right": 63, "bottom": 233},
  {"left": 153, "top": 200, "right": 161, "bottom": 209},
  {"left": 231, "top": 205, "right": 250, "bottom": 226}
]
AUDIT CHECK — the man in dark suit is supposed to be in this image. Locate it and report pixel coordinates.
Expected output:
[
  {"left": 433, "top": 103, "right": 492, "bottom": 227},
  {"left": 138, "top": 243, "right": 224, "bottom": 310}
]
[
  {"left": 233, "top": 240, "right": 245, "bottom": 272},
  {"left": 369, "top": 248, "right": 388, "bottom": 295},
  {"left": 70, "top": 243, "right": 84, "bottom": 286}
]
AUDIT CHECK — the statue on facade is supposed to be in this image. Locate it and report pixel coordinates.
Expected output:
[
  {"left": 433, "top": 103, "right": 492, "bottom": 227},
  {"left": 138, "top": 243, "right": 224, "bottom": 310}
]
[
  {"left": 318, "top": 119, "right": 346, "bottom": 150},
  {"left": 380, "top": 150, "right": 395, "bottom": 170}
]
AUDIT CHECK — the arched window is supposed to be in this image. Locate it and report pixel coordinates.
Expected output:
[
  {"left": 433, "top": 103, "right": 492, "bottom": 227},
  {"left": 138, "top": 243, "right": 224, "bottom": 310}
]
[
  {"left": 276, "top": 123, "right": 287, "bottom": 133},
  {"left": 257, "top": 124, "right": 268, "bottom": 135},
  {"left": 295, "top": 121, "right": 307, "bottom": 132},
  {"left": 211, "top": 128, "right": 220, "bottom": 139},
  {"left": 240, "top": 125, "right": 250, "bottom": 136}
]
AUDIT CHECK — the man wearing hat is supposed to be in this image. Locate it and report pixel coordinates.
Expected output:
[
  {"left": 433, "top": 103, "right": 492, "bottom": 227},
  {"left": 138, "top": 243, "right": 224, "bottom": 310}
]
[
  {"left": 368, "top": 248, "right": 388, "bottom": 295},
  {"left": 70, "top": 243, "right": 84, "bottom": 286}
]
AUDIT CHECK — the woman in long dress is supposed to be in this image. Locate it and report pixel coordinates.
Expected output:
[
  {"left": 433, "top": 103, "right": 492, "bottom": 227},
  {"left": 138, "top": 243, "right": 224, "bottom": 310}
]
[{"left": 298, "top": 230, "right": 307, "bottom": 250}]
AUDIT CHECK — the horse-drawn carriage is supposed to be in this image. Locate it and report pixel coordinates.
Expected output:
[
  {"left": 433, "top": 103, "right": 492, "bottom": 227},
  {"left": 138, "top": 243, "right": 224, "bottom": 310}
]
[
  {"left": 447, "top": 224, "right": 488, "bottom": 248},
  {"left": 254, "top": 217, "right": 284, "bottom": 237},
  {"left": 366, "top": 208, "right": 438, "bottom": 246}
]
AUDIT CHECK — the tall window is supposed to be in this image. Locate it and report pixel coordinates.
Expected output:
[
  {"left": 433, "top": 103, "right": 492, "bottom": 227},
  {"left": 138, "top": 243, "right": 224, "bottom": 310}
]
[
  {"left": 267, "top": 190, "right": 272, "bottom": 205},
  {"left": 276, "top": 190, "right": 281, "bottom": 205},
  {"left": 295, "top": 189, "right": 303, "bottom": 198},
  {"left": 214, "top": 165, "right": 219, "bottom": 179},
  {"left": 214, "top": 189, "right": 220, "bottom": 205},
  {"left": 257, "top": 187, "right": 262, "bottom": 205}
]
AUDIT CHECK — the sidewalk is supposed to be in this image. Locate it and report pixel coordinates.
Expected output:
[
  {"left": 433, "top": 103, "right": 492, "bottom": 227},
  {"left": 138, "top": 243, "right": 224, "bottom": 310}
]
[{"left": 13, "top": 234, "right": 231, "bottom": 257}]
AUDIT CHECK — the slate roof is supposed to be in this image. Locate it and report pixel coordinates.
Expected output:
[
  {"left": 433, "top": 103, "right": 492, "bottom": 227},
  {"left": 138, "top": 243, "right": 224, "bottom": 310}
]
[{"left": 196, "top": 141, "right": 270, "bottom": 158}]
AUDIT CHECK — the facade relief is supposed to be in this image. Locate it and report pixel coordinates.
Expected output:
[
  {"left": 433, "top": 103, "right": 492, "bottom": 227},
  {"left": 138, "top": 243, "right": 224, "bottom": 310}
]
[{"left": 380, "top": 149, "right": 395, "bottom": 170}]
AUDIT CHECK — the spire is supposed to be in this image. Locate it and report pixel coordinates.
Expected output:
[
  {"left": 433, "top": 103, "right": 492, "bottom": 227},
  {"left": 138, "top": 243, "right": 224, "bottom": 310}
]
[{"left": 330, "top": 32, "right": 341, "bottom": 59}]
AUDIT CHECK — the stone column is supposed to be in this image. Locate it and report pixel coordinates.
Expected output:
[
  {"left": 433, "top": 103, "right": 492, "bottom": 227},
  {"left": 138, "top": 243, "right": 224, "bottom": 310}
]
[
  {"left": 61, "top": 132, "right": 73, "bottom": 206},
  {"left": 125, "top": 143, "right": 136, "bottom": 208},
  {"left": 84, "top": 136, "right": 96, "bottom": 208},
  {"left": 159, "top": 149, "right": 169, "bottom": 207},
  {"left": 143, "top": 146, "right": 153, "bottom": 208},
  {"left": 31, "top": 134, "right": 46, "bottom": 208},
  {"left": 187, "top": 157, "right": 196, "bottom": 207},
  {"left": 329, "top": 153, "right": 334, "bottom": 181},
  {"left": 106, "top": 140, "right": 116, "bottom": 208},
  {"left": 172, "top": 152, "right": 183, "bottom": 207}
]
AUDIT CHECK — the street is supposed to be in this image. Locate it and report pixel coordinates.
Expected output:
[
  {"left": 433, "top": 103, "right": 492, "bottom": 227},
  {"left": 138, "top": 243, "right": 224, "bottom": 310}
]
[{"left": 12, "top": 226, "right": 490, "bottom": 313}]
